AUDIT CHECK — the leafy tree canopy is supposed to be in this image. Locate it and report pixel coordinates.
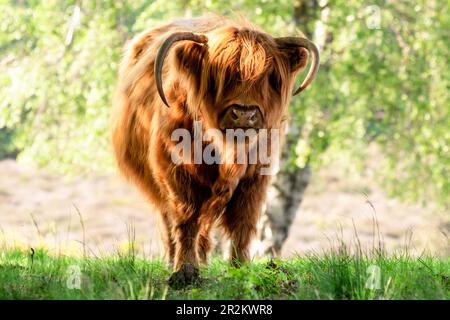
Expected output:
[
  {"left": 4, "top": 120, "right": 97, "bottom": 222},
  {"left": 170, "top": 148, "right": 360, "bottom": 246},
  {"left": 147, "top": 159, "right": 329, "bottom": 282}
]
[{"left": 0, "top": 0, "right": 448, "bottom": 207}]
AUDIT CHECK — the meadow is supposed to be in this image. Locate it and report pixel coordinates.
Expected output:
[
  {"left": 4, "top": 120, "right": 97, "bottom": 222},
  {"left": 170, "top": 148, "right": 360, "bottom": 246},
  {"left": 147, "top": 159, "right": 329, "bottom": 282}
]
[{"left": 1, "top": 245, "right": 448, "bottom": 300}]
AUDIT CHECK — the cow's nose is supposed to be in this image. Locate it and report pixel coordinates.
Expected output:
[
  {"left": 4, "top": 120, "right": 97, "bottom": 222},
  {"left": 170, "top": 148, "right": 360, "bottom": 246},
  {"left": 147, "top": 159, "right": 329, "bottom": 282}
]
[{"left": 219, "top": 104, "right": 263, "bottom": 130}]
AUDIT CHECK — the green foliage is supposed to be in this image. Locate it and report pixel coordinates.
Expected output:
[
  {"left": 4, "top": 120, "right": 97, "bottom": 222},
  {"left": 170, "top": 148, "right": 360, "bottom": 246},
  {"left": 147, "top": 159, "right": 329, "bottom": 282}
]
[
  {"left": 0, "top": 0, "right": 448, "bottom": 205},
  {"left": 0, "top": 248, "right": 448, "bottom": 299},
  {"left": 305, "top": 0, "right": 449, "bottom": 207}
]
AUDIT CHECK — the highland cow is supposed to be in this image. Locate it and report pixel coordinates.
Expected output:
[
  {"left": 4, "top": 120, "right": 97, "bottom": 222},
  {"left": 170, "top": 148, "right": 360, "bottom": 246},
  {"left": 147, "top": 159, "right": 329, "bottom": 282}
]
[{"left": 111, "top": 16, "right": 319, "bottom": 286}]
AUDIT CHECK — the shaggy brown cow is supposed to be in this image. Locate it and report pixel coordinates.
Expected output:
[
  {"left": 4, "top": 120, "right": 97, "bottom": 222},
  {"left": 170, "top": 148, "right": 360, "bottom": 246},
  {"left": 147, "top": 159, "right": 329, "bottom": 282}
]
[{"left": 111, "top": 16, "right": 319, "bottom": 286}]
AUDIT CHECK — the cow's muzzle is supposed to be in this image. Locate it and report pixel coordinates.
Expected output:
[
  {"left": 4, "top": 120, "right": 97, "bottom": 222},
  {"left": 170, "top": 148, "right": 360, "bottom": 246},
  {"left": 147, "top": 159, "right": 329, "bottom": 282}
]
[{"left": 219, "top": 104, "right": 263, "bottom": 130}]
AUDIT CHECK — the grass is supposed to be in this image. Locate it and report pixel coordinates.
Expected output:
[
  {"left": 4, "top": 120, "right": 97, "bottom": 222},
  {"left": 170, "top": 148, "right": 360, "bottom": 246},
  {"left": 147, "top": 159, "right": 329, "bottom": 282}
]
[{"left": 0, "top": 244, "right": 448, "bottom": 300}]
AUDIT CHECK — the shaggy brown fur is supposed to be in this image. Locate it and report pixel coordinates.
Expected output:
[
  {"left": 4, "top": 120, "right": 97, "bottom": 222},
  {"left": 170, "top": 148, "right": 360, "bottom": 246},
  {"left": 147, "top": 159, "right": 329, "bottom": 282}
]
[{"left": 111, "top": 16, "right": 316, "bottom": 286}]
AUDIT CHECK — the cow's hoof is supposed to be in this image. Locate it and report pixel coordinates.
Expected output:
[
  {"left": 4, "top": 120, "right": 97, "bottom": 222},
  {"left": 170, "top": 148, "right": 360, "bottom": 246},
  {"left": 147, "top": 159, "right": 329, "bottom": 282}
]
[{"left": 168, "top": 263, "right": 199, "bottom": 289}]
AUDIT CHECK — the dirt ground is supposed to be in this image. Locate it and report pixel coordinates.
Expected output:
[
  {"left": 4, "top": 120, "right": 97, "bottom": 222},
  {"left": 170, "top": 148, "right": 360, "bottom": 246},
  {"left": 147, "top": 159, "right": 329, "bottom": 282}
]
[{"left": 0, "top": 159, "right": 448, "bottom": 258}]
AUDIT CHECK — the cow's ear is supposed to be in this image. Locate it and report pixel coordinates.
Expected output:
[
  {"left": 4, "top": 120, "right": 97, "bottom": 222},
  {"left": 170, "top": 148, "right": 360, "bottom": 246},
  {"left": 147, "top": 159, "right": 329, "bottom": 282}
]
[
  {"left": 154, "top": 32, "right": 208, "bottom": 107},
  {"left": 175, "top": 42, "right": 207, "bottom": 75},
  {"left": 275, "top": 38, "right": 309, "bottom": 72},
  {"left": 274, "top": 36, "right": 320, "bottom": 95}
]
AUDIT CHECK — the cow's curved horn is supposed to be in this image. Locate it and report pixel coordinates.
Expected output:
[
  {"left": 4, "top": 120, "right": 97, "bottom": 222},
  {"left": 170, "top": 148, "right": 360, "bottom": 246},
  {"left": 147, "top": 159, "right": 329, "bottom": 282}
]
[
  {"left": 155, "top": 32, "right": 208, "bottom": 108},
  {"left": 276, "top": 37, "right": 320, "bottom": 95}
]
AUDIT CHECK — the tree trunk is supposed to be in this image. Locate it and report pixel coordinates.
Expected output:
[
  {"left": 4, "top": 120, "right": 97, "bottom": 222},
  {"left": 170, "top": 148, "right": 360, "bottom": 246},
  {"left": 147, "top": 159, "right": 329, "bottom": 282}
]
[
  {"left": 257, "top": 155, "right": 311, "bottom": 256},
  {"left": 255, "top": 0, "right": 320, "bottom": 257}
]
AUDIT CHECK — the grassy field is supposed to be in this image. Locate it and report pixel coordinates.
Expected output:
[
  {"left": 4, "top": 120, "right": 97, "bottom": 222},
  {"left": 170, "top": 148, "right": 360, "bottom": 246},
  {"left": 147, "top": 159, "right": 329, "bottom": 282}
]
[{"left": 0, "top": 245, "right": 448, "bottom": 300}]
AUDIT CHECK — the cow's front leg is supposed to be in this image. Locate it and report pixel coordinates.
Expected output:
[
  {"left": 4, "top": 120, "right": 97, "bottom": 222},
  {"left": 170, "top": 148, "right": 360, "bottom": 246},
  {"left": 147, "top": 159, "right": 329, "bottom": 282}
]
[
  {"left": 196, "top": 175, "right": 240, "bottom": 264},
  {"left": 222, "top": 174, "right": 270, "bottom": 267},
  {"left": 168, "top": 205, "right": 201, "bottom": 288},
  {"left": 197, "top": 215, "right": 214, "bottom": 265},
  {"left": 165, "top": 166, "right": 203, "bottom": 288}
]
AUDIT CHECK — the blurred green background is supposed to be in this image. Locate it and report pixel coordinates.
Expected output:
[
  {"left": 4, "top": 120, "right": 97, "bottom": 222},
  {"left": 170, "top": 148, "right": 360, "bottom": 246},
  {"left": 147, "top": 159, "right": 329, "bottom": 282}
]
[{"left": 0, "top": 0, "right": 448, "bottom": 208}]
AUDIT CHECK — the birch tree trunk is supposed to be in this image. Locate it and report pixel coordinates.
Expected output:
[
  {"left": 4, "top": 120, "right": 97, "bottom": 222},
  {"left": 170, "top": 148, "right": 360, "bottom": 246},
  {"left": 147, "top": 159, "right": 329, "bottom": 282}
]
[{"left": 255, "top": 0, "right": 321, "bottom": 257}]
